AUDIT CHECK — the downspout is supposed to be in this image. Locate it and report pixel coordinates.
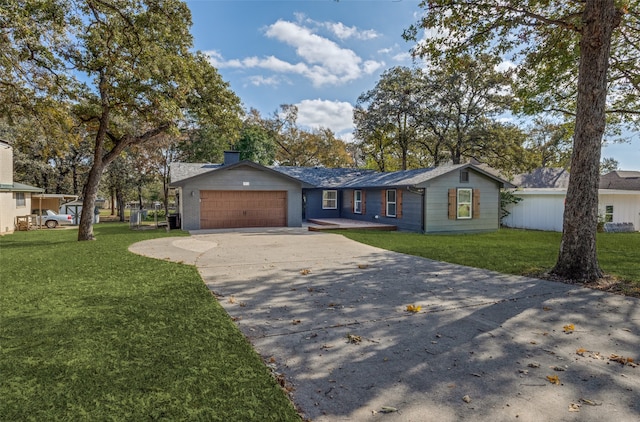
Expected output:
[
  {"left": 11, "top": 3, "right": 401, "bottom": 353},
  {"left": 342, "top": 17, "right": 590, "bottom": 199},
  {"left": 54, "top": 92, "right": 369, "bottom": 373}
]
[{"left": 420, "top": 188, "right": 427, "bottom": 234}]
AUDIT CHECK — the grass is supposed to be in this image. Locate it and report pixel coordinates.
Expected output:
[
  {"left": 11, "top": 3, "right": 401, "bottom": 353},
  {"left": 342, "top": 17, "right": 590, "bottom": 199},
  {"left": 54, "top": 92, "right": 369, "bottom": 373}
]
[
  {"left": 0, "top": 224, "right": 300, "bottom": 421},
  {"left": 338, "top": 228, "right": 640, "bottom": 288}
]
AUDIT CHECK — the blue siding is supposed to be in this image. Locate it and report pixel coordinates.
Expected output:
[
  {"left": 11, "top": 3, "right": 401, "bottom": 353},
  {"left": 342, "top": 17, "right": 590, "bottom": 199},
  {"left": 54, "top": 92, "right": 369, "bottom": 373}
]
[
  {"left": 304, "top": 167, "right": 502, "bottom": 234},
  {"left": 340, "top": 188, "right": 424, "bottom": 232},
  {"left": 304, "top": 189, "right": 342, "bottom": 219}
]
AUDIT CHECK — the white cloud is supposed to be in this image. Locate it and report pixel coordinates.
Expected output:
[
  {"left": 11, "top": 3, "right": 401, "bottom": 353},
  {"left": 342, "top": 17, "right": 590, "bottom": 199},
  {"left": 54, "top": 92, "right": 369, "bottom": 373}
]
[
  {"left": 392, "top": 51, "right": 412, "bottom": 62},
  {"left": 265, "top": 20, "right": 371, "bottom": 84},
  {"left": 295, "top": 99, "right": 355, "bottom": 134},
  {"left": 324, "top": 22, "right": 379, "bottom": 40},
  {"left": 362, "top": 60, "right": 384, "bottom": 74},
  {"left": 207, "top": 19, "right": 384, "bottom": 88},
  {"left": 204, "top": 50, "right": 244, "bottom": 68},
  {"left": 247, "top": 75, "right": 283, "bottom": 87}
]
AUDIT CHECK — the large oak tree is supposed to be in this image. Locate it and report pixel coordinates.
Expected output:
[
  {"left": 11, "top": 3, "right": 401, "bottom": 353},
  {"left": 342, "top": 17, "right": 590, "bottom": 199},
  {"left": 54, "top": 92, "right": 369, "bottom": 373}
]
[
  {"left": 405, "top": 0, "right": 637, "bottom": 281},
  {"left": 2, "top": 0, "right": 242, "bottom": 240}
]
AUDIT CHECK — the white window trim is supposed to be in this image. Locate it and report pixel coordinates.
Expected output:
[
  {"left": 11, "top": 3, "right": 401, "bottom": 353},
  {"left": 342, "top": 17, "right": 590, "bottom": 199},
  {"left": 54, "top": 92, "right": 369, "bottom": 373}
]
[
  {"left": 604, "top": 205, "right": 614, "bottom": 223},
  {"left": 354, "top": 190, "right": 362, "bottom": 214},
  {"left": 15, "top": 192, "right": 26, "bottom": 208},
  {"left": 386, "top": 189, "right": 397, "bottom": 218},
  {"left": 322, "top": 190, "right": 338, "bottom": 210},
  {"left": 457, "top": 188, "right": 472, "bottom": 219}
]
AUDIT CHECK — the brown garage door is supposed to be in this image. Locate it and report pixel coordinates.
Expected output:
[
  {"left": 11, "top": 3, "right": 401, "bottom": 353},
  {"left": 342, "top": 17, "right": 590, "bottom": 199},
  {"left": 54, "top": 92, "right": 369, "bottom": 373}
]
[{"left": 200, "top": 190, "right": 287, "bottom": 229}]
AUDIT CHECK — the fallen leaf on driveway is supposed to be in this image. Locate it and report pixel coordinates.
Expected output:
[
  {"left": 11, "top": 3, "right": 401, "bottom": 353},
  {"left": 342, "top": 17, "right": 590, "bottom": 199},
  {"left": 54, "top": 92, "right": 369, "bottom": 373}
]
[
  {"left": 347, "top": 334, "right": 362, "bottom": 344},
  {"left": 380, "top": 406, "right": 397, "bottom": 413},
  {"left": 300, "top": 269, "right": 311, "bottom": 275},
  {"left": 609, "top": 354, "right": 637, "bottom": 367},
  {"left": 292, "top": 319, "right": 301, "bottom": 325},
  {"left": 563, "top": 324, "right": 575, "bottom": 333},
  {"left": 568, "top": 403, "right": 580, "bottom": 412},
  {"left": 358, "top": 264, "right": 368, "bottom": 269},
  {"left": 462, "top": 395, "right": 471, "bottom": 403},
  {"left": 546, "top": 375, "right": 561, "bottom": 385},
  {"left": 406, "top": 304, "right": 422, "bottom": 313}
]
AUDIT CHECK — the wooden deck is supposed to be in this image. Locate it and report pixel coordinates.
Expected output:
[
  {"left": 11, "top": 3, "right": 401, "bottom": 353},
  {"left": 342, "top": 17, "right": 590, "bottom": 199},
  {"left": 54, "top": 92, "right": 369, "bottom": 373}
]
[{"left": 307, "top": 218, "right": 397, "bottom": 231}]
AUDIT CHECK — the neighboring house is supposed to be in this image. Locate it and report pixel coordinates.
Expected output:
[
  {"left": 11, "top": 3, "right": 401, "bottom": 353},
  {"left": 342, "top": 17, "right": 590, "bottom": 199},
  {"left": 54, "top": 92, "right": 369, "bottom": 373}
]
[
  {"left": 599, "top": 170, "right": 640, "bottom": 191},
  {"left": 0, "top": 141, "right": 44, "bottom": 234},
  {"left": 502, "top": 169, "right": 640, "bottom": 232},
  {"left": 170, "top": 151, "right": 513, "bottom": 233},
  {"left": 510, "top": 167, "right": 570, "bottom": 189}
]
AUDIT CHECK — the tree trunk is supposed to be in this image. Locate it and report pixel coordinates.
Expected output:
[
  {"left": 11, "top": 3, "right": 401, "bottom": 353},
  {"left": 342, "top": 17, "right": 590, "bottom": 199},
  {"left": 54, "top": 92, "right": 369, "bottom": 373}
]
[
  {"left": 116, "top": 188, "right": 125, "bottom": 222},
  {"left": 78, "top": 162, "right": 104, "bottom": 240},
  {"left": 110, "top": 186, "right": 115, "bottom": 216},
  {"left": 78, "top": 81, "right": 110, "bottom": 241},
  {"left": 551, "top": 0, "right": 621, "bottom": 281},
  {"left": 72, "top": 165, "right": 78, "bottom": 196}
]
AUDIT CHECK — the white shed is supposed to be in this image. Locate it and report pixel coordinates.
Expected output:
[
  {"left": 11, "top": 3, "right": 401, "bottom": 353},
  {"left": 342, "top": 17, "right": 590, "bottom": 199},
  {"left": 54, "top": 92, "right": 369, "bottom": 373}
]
[{"left": 503, "top": 188, "right": 640, "bottom": 232}]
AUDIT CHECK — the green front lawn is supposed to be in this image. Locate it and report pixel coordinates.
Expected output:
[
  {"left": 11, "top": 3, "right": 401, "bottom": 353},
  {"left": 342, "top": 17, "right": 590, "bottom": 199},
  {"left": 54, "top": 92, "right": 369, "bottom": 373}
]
[
  {"left": 0, "top": 225, "right": 299, "bottom": 421},
  {"left": 339, "top": 228, "right": 640, "bottom": 289}
]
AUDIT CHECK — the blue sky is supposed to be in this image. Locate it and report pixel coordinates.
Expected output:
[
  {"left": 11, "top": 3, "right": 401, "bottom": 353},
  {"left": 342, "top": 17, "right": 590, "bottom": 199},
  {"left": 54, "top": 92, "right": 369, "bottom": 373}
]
[{"left": 185, "top": 0, "right": 639, "bottom": 171}]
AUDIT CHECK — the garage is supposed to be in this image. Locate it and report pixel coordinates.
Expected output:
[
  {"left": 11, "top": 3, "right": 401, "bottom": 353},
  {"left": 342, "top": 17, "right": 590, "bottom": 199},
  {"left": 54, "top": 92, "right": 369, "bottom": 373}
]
[{"left": 200, "top": 190, "right": 287, "bottom": 229}]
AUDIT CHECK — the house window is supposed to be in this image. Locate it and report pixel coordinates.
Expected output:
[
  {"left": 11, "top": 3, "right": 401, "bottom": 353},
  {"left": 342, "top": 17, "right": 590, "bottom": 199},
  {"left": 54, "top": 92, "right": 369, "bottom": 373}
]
[
  {"left": 322, "top": 190, "right": 337, "bottom": 209},
  {"left": 354, "top": 190, "right": 362, "bottom": 214},
  {"left": 460, "top": 170, "right": 469, "bottom": 183},
  {"left": 604, "top": 205, "right": 614, "bottom": 222},
  {"left": 386, "top": 189, "right": 397, "bottom": 217},
  {"left": 457, "top": 188, "right": 472, "bottom": 219},
  {"left": 15, "top": 192, "right": 25, "bottom": 207}
]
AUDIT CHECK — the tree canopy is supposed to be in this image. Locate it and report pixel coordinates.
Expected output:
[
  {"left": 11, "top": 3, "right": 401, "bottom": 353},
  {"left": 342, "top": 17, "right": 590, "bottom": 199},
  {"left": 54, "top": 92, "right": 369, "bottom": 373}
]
[
  {"left": 2, "top": 0, "right": 243, "bottom": 240},
  {"left": 267, "top": 105, "right": 353, "bottom": 168},
  {"left": 354, "top": 59, "right": 529, "bottom": 175}
]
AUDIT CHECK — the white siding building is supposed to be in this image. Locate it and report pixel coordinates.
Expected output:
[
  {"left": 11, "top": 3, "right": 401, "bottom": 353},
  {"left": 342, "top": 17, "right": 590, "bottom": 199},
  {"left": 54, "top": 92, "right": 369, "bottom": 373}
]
[{"left": 503, "top": 188, "right": 640, "bottom": 232}]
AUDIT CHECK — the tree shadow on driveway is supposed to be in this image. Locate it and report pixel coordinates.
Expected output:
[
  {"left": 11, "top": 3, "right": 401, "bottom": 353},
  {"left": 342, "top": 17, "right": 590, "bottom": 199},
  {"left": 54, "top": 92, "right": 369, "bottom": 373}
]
[{"left": 134, "top": 231, "right": 640, "bottom": 421}]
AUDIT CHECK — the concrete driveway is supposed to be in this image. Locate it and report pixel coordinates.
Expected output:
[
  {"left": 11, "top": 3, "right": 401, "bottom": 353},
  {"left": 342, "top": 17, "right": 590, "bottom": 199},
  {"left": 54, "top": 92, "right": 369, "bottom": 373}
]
[{"left": 130, "top": 229, "right": 640, "bottom": 421}]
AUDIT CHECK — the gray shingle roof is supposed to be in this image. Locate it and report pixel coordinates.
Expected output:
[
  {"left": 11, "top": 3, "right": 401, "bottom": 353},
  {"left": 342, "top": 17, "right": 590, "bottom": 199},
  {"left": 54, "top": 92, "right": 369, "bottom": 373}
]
[
  {"left": 170, "top": 163, "right": 222, "bottom": 183},
  {"left": 338, "top": 165, "right": 468, "bottom": 188},
  {"left": 170, "top": 161, "right": 511, "bottom": 189},
  {"left": 599, "top": 170, "right": 640, "bottom": 190},
  {"left": 511, "top": 167, "right": 570, "bottom": 188},
  {"left": 271, "top": 166, "right": 376, "bottom": 187}
]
